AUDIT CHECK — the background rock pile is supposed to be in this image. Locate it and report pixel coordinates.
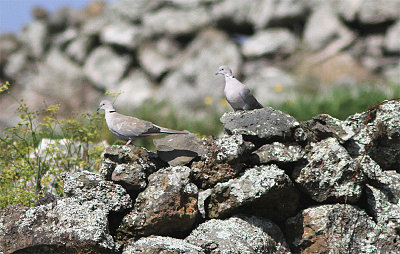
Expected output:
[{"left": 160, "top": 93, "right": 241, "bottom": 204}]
[
  {"left": 1, "top": 100, "right": 399, "bottom": 253},
  {"left": 1, "top": 0, "right": 400, "bottom": 129}
]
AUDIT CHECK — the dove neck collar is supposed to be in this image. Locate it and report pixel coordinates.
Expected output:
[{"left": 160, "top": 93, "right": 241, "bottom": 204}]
[{"left": 107, "top": 110, "right": 116, "bottom": 113}]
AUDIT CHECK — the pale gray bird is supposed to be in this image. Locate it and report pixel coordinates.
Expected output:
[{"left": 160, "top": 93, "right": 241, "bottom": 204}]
[
  {"left": 97, "top": 100, "right": 187, "bottom": 145},
  {"left": 216, "top": 65, "right": 263, "bottom": 111}
]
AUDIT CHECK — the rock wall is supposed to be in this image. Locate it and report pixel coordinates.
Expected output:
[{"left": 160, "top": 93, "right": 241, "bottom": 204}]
[
  {"left": 1, "top": 100, "right": 399, "bottom": 253},
  {"left": 1, "top": 0, "right": 400, "bottom": 129}
]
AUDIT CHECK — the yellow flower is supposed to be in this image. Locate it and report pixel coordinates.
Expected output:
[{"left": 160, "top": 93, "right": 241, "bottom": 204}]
[
  {"left": 219, "top": 98, "right": 228, "bottom": 106},
  {"left": 274, "top": 84, "right": 284, "bottom": 93},
  {"left": 204, "top": 96, "right": 213, "bottom": 105}
]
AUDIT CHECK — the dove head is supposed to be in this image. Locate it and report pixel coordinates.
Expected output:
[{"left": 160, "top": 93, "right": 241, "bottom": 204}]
[
  {"left": 97, "top": 100, "right": 115, "bottom": 113},
  {"left": 216, "top": 65, "right": 234, "bottom": 78}
]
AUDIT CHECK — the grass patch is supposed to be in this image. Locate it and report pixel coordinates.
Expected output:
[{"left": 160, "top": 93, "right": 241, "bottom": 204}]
[{"left": 273, "top": 83, "right": 400, "bottom": 121}]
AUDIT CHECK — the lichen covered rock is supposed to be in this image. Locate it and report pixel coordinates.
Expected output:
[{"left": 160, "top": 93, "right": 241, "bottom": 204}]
[{"left": 208, "top": 164, "right": 299, "bottom": 221}]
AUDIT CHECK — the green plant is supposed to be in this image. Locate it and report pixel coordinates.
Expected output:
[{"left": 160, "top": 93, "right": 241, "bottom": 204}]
[
  {"left": 273, "top": 83, "right": 400, "bottom": 121},
  {"left": 0, "top": 82, "right": 105, "bottom": 207}
]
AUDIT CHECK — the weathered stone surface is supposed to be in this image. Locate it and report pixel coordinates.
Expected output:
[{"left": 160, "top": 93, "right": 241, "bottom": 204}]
[
  {"left": 0, "top": 171, "right": 132, "bottom": 254},
  {"left": 154, "top": 133, "right": 205, "bottom": 166},
  {"left": 357, "top": 154, "right": 391, "bottom": 186},
  {"left": 100, "top": 21, "right": 145, "bottom": 49},
  {"left": 303, "top": 3, "right": 354, "bottom": 51},
  {"left": 52, "top": 27, "right": 78, "bottom": 47},
  {"left": 293, "top": 137, "right": 364, "bottom": 203},
  {"left": 118, "top": 166, "right": 199, "bottom": 240},
  {"left": 242, "top": 28, "right": 297, "bottom": 57},
  {"left": 186, "top": 215, "right": 291, "bottom": 253},
  {"left": 4, "top": 49, "right": 28, "bottom": 78},
  {"left": 212, "top": 0, "right": 307, "bottom": 29},
  {"left": 209, "top": 164, "right": 299, "bottom": 221},
  {"left": 365, "top": 171, "right": 400, "bottom": 235},
  {"left": 0, "top": 33, "right": 19, "bottom": 68},
  {"left": 358, "top": 0, "right": 400, "bottom": 24},
  {"left": 198, "top": 189, "right": 212, "bottom": 218},
  {"left": 123, "top": 236, "right": 204, "bottom": 254},
  {"left": 100, "top": 145, "right": 158, "bottom": 193},
  {"left": 65, "top": 34, "right": 95, "bottom": 63},
  {"left": 83, "top": 46, "right": 130, "bottom": 90},
  {"left": 285, "top": 204, "right": 400, "bottom": 253},
  {"left": 301, "top": 114, "right": 355, "bottom": 143},
  {"left": 220, "top": 107, "right": 306, "bottom": 143},
  {"left": 110, "top": 70, "right": 155, "bottom": 109},
  {"left": 344, "top": 100, "right": 400, "bottom": 171},
  {"left": 365, "top": 183, "right": 400, "bottom": 238},
  {"left": 138, "top": 38, "right": 180, "bottom": 79},
  {"left": 191, "top": 135, "right": 254, "bottom": 189},
  {"left": 156, "top": 29, "right": 242, "bottom": 111},
  {"left": 143, "top": 7, "right": 211, "bottom": 36},
  {"left": 251, "top": 142, "right": 304, "bottom": 165},
  {"left": 385, "top": 20, "right": 400, "bottom": 52},
  {"left": 18, "top": 20, "right": 48, "bottom": 58},
  {"left": 242, "top": 63, "right": 297, "bottom": 105}
]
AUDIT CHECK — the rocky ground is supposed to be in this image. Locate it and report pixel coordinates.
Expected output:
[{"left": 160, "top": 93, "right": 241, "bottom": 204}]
[
  {"left": 1, "top": 0, "right": 400, "bottom": 129},
  {"left": 1, "top": 100, "right": 399, "bottom": 253}
]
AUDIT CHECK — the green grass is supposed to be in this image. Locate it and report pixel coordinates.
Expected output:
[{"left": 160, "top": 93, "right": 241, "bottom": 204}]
[{"left": 273, "top": 83, "right": 400, "bottom": 121}]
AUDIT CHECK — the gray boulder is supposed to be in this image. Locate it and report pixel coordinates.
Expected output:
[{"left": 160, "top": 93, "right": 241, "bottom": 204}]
[
  {"left": 154, "top": 132, "right": 206, "bottom": 166},
  {"left": 303, "top": 3, "right": 354, "bottom": 51},
  {"left": 143, "top": 7, "right": 211, "bottom": 36},
  {"left": 4, "top": 49, "right": 28, "bottom": 78},
  {"left": 110, "top": 70, "right": 155, "bottom": 109},
  {"left": 118, "top": 166, "right": 199, "bottom": 240},
  {"left": 0, "top": 33, "right": 19, "bottom": 68},
  {"left": 123, "top": 236, "right": 204, "bottom": 254},
  {"left": 212, "top": 0, "right": 307, "bottom": 29},
  {"left": 365, "top": 181, "right": 400, "bottom": 238},
  {"left": 285, "top": 204, "right": 400, "bottom": 253},
  {"left": 100, "top": 21, "right": 146, "bottom": 49},
  {"left": 358, "top": 0, "right": 400, "bottom": 24},
  {"left": 0, "top": 171, "right": 132, "bottom": 253},
  {"left": 344, "top": 100, "right": 400, "bottom": 170},
  {"left": 293, "top": 137, "right": 364, "bottom": 203},
  {"left": 83, "top": 46, "right": 131, "bottom": 90},
  {"left": 191, "top": 135, "right": 255, "bottom": 189},
  {"left": 300, "top": 114, "right": 355, "bottom": 143},
  {"left": 137, "top": 38, "right": 180, "bottom": 79},
  {"left": 100, "top": 145, "right": 158, "bottom": 193},
  {"left": 186, "top": 215, "right": 291, "bottom": 253},
  {"left": 208, "top": 164, "right": 299, "bottom": 221},
  {"left": 18, "top": 20, "right": 48, "bottom": 58},
  {"left": 156, "top": 28, "right": 242, "bottom": 112},
  {"left": 52, "top": 27, "right": 78, "bottom": 47},
  {"left": 242, "top": 62, "right": 297, "bottom": 105},
  {"left": 65, "top": 34, "right": 95, "bottom": 63},
  {"left": 385, "top": 20, "right": 400, "bottom": 52},
  {"left": 220, "top": 107, "right": 306, "bottom": 143},
  {"left": 242, "top": 28, "right": 297, "bottom": 57}
]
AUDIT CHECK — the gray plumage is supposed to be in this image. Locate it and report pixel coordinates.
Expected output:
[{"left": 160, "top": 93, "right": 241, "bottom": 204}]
[
  {"left": 216, "top": 65, "right": 263, "bottom": 111},
  {"left": 97, "top": 100, "right": 187, "bottom": 145}
]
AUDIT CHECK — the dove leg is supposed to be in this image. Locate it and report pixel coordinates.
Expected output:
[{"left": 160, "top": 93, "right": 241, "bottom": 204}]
[{"left": 125, "top": 140, "right": 132, "bottom": 146}]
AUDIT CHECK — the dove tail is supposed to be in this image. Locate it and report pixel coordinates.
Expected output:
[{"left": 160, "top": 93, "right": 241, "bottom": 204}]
[{"left": 159, "top": 127, "right": 187, "bottom": 134}]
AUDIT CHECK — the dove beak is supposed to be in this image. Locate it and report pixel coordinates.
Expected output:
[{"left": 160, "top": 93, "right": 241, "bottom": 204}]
[
  {"left": 97, "top": 107, "right": 100, "bottom": 112},
  {"left": 215, "top": 71, "right": 220, "bottom": 75}
]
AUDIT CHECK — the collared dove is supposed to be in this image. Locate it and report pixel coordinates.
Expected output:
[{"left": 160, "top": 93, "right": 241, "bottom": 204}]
[
  {"left": 216, "top": 65, "right": 263, "bottom": 111},
  {"left": 97, "top": 100, "right": 187, "bottom": 145}
]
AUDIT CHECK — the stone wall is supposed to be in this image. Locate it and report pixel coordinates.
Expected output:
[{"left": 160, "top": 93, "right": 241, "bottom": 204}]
[
  {"left": 1, "top": 100, "right": 399, "bottom": 253},
  {"left": 0, "top": 0, "right": 400, "bottom": 129}
]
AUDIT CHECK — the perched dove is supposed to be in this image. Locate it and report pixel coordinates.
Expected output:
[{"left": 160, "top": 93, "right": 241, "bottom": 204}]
[
  {"left": 97, "top": 100, "right": 187, "bottom": 145},
  {"left": 216, "top": 65, "right": 263, "bottom": 111}
]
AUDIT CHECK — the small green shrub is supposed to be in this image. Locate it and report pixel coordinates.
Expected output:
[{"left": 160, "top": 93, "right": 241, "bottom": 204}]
[{"left": 0, "top": 82, "right": 104, "bottom": 208}]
